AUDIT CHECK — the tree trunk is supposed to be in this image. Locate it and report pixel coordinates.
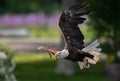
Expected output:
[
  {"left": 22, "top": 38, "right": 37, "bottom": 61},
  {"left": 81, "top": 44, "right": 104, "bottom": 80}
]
[{"left": 55, "top": 0, "right": 77, "bottom": 76}]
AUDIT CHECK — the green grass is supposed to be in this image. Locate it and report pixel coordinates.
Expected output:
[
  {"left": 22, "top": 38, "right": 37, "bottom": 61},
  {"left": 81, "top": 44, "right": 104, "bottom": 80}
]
[
  {"left": 28, "top": 27, "right": 61, "bottom": 39},
  {"left": 27, "top": 25, "right": 96, "bottom": 40},
  {"left": 13, "top": 54, "right": 111, "bottom": 81}
]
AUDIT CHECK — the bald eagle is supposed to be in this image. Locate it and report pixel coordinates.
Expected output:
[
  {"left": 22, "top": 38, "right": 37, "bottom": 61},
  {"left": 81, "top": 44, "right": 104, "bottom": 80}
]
[{"left": 38, "top": 2, "right": 102, "bottom": 69}]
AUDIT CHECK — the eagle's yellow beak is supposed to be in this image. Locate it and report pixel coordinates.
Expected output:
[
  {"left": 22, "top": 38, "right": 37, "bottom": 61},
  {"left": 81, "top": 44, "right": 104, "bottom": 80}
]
[{"left": 55, "top": 53, "right": 59, "bottom": 57}]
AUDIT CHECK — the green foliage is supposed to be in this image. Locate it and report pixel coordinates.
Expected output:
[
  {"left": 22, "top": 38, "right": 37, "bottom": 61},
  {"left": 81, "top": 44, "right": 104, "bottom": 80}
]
[
  {"left": 0, "top": 0, "right": 61, "bottom": 14},
  {"left": 0, "top": 43, "right": 16, "bottom": 81},
  {"left": 0, "top": 43, "right": 14, "bottom": 59},
  {"left": 80, "top": 25, "right": 96, "bottom": 41},
  {"left": 88, "top": 0, "right": 120, "bottom": 38},
  {"left": 88, "top": 0, "right": 120, "bottom": 61}
]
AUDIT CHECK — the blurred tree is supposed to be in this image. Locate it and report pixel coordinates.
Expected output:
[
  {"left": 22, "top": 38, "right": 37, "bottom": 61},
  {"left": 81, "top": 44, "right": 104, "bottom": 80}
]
[
  {"left": 41, "top": 0, "right": 61, "bottom": 27},
  {"left": 88, "top": 0, "right": 120, "bottom": 62},
  {"left": 0, "top": 0, "right": 61, "bottom": 14},
  {"left": 0, "top": 44, "right": 16, "bottom": 81},
  {"left": 0, "top": 0, "right": 8, "bottom": 14}
]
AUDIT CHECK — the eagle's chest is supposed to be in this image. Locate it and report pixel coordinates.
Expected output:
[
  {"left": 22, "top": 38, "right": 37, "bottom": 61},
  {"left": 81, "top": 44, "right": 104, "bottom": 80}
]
[{"left": 65, "top": 50, "right": 85, "bottom": 62}]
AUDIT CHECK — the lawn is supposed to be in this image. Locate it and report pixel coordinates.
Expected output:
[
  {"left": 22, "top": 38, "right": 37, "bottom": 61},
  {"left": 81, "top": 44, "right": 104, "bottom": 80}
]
[
  {"left": 27, "top": 25, "right": 95, "bottom": 40},
  {"left": 13, "top": 54, "right": 111, "bottom": 81},
  {"left": 27, "top": 26, "right": 61, "bottom": 39}
]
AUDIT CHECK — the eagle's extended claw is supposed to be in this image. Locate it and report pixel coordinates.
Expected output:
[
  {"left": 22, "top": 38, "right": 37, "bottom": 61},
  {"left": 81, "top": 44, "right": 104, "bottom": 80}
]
[
  {"left": 55, "top": 53, "right": 59, "bottom": 60},
  {"left": 48, "top": 52, "right": 52, "bottom": 58},
  {"left": 48, "top": 52, "right": 59, "bottom": 60}
]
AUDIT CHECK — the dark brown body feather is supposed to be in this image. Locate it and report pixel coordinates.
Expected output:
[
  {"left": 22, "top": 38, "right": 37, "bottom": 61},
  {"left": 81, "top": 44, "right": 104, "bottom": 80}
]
[
  {"left": 64, "top": 47, "right": 94, "bottom": 62},
  {"left": 58, "top": 2, "right": 94, "bottom": 61},
  {"left": 39, "top": 2, "right": 94, "bottom": 62}
]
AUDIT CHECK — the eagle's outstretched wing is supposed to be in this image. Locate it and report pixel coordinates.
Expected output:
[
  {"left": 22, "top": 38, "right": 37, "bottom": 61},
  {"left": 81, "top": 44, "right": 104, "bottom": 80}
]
[
  {"left": 38, "top": 46, "right": 61, "bottom": 54},
  {"left": 38, "top": 2, "right": 102, "bottom": 70},
  {"left": 59, "top": 2, "right": 91, "bottom": 50}
]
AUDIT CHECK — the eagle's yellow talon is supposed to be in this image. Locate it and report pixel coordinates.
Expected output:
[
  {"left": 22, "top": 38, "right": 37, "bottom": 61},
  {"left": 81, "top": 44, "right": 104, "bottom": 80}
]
[{"left": 93, "top": 57, "right": 99, "bottom": 62}]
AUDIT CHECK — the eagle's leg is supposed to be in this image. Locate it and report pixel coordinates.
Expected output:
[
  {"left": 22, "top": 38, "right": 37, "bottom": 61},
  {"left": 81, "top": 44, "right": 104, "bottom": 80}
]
[
  {"left": 48, "top": 52, "right": 58, "bottom": 60},
  {"left": 48, "top": 52, "right": 53, "bottom": 58}
]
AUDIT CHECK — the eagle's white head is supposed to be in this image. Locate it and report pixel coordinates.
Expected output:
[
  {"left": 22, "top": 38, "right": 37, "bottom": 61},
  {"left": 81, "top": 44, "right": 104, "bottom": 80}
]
[{"left": 56, "top": 49, "right": 69, "bottom": 58}]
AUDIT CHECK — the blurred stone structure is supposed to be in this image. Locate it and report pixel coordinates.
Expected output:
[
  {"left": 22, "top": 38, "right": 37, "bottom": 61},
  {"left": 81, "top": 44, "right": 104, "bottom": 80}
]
[
  {"left": 105, "top": 63, "right": 120, "bottom": 81},
  {"left": 55, "top": 58, "right": 75, "bottom": 76},
  {"left": 0, "top": 28, "right": 29, "bottom": 37}
]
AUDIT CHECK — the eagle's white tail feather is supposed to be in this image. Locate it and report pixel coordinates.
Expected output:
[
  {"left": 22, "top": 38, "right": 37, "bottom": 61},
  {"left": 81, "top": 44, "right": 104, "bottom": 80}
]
[
  {"left": 87, "top": 41, "right": 100, "bottom": 50},
  {"left": 79, "top": 39, "right": 102, "bottom": 69},
  {"left": 86, "top": 43, "right": 100, "bottom": 50},
  {"left": 82, "top": 39, "right": 101, "bottom": 52},
  {"left": 82, "top": 40, "right": 99, "bottom": 51},
  {"left": 89, "top": 51, "right": 101, "bottom": 56},
  {"left": 90, "top": 48, "right": 102, "bottom": 52}
]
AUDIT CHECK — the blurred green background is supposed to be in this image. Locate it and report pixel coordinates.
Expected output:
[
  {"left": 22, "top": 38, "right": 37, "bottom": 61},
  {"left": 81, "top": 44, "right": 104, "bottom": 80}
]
[{"left": 0, "top": 0, "right": 120, "bottom": 81}]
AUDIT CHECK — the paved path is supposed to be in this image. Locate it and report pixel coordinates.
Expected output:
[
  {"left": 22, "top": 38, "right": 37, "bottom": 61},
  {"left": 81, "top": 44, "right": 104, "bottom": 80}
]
[{"left": 0, "top": 38, "right": 60, "bottom": 53}]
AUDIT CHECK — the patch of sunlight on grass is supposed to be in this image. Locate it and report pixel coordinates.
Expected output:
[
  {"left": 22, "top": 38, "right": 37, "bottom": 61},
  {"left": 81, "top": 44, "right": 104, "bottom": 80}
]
[{"left": 13, "top": 54, "right": 55, "bottom": 63}]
